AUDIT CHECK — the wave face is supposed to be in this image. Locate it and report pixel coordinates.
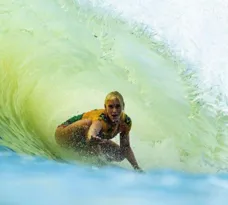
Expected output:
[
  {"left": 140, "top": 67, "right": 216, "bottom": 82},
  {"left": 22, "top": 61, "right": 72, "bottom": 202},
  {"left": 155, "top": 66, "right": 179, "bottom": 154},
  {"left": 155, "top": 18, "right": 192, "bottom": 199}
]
[{"left": 0, "top": 0, "right": 228, "bottom": 175}]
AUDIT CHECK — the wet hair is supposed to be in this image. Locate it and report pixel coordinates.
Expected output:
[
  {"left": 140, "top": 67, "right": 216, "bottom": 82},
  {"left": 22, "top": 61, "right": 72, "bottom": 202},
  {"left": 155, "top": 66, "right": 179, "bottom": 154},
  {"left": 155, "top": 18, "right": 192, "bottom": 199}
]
[{"left": 104, "top": 91, "right": 125, "bottom": 110}]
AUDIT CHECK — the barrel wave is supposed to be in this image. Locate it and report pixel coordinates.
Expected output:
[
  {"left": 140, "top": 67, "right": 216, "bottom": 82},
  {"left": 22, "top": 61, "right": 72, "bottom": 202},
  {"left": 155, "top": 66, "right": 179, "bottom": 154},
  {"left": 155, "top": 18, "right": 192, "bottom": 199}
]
[{"left": 0, "top": 0, "right": 228, "bottom": 174}]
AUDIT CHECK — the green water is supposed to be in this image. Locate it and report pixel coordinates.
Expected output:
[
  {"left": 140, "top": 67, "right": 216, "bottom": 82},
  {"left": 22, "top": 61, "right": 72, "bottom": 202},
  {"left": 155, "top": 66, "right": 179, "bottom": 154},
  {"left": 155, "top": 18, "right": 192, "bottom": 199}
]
[{"left": 0, "top": 0, "right": 226, "bottom": 173}]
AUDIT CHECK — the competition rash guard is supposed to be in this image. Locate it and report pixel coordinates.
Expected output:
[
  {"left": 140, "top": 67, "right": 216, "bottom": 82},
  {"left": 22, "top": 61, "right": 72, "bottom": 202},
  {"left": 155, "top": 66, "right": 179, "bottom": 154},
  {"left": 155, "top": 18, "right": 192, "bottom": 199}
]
[{"left": 59, "top": 109, "right": 132, "bottom": 139}]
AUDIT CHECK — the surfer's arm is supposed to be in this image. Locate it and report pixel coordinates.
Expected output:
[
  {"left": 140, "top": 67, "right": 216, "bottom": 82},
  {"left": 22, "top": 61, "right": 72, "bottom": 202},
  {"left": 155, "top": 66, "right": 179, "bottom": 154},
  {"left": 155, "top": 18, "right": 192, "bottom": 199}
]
[
  {"left": 86, "top": 120, "right": 102, "bottom": 143},
  {"left": 120, "top": 132, "right": 141, "bottom": 171}
]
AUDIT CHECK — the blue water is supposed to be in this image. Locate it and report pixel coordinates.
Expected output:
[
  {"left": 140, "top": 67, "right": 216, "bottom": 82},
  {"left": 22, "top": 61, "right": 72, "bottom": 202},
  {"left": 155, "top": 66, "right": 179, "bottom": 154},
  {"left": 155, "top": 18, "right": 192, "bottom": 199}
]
[{"left": 0, "top": 145, "right": 228, "bottom": 205}]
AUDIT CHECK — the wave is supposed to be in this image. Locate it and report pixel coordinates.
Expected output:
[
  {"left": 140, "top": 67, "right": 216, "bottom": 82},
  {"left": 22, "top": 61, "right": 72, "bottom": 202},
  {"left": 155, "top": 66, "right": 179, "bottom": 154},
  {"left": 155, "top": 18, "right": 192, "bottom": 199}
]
[{"left": 0, "top": 0, "right": 227, "bottom": 173}]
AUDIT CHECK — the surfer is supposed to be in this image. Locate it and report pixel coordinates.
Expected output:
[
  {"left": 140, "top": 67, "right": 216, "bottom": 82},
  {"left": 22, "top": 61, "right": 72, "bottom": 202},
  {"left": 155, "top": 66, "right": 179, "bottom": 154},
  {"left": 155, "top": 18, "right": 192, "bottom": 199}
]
[{"left": 55, "top": 91, "right": 142, "bottom": 172}]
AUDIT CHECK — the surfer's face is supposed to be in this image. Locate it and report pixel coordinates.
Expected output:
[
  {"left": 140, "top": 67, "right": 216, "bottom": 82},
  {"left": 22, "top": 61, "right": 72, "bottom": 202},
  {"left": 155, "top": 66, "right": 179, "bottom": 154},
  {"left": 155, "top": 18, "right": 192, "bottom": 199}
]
[{"left": 105, "top": 98, "right": 122, "bottom": 124}]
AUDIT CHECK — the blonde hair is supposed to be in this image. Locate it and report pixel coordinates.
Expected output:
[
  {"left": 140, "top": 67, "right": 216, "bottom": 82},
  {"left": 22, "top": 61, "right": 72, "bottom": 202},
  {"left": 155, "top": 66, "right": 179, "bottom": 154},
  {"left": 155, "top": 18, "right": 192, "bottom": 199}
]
[{"left": 104, "top": 91, "right": 125, "bottom": 109}]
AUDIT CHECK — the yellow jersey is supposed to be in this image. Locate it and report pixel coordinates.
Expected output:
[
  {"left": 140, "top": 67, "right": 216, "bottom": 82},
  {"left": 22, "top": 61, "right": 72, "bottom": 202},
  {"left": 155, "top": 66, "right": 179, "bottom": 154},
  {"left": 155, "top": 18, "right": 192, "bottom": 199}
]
[{"left": 60, "top": 109, "right": 132, "bottom": 139}]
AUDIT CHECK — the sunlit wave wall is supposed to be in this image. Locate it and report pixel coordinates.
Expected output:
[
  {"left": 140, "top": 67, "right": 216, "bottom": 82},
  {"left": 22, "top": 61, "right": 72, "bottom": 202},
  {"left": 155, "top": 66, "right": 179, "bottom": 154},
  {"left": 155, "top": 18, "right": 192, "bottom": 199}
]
[{"left": 0, "top": 0, "right": 228, "bottom": 173}]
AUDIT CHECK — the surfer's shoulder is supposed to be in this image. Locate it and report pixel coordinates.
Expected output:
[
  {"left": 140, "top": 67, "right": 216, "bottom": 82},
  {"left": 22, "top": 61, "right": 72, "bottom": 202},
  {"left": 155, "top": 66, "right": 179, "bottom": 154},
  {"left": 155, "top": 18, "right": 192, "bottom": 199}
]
[{"left": 120, "top": 112, "right": 132, "bottom": 131}]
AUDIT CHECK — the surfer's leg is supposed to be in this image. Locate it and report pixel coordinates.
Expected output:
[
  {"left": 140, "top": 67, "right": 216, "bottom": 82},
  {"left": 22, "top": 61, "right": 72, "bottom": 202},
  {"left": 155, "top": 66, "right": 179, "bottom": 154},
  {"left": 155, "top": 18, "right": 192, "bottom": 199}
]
[
  {"left": 55, "top": 119, "right": 92, "bottom": 148},
  {"left": 55, "top": 119, "right": 104, "bottom": 158},
  {"left": 100, "top": 140, "right": 125, "bottom": 162}
]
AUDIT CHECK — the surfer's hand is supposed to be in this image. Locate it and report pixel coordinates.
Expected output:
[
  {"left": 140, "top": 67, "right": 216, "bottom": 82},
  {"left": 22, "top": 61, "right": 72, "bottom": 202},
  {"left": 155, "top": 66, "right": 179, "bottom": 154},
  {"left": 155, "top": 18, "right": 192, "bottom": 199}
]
[
  {"left": 90, "top": 136, "right": 102, "bottom": 143},
  {"left": 89, "top": 136, "right": 109, "bottom": 146},
  {"left": 134, "top": 166, "right": 144, "bottom": 173},
  {"left": 137, "top": 168, "right": 144, "bottom": 173},
  {"left": 90, "top": 136, "right": 107, "bottom": 144}
]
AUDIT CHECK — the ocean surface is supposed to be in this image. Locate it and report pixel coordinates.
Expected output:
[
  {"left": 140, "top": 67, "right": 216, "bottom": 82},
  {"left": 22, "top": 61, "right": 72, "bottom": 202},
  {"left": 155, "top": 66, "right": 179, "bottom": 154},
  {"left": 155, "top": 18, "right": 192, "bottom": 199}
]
[{"left": 1, "top": 0, "right": 228, "bottom": 204}]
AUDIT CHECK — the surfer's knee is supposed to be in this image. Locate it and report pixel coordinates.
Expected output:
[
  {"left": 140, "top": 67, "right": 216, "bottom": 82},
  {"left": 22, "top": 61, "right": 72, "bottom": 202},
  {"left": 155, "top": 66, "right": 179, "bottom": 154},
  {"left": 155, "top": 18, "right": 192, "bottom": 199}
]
[{"left": 55, "top": 119, "right": 92, "bottom": 145}]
